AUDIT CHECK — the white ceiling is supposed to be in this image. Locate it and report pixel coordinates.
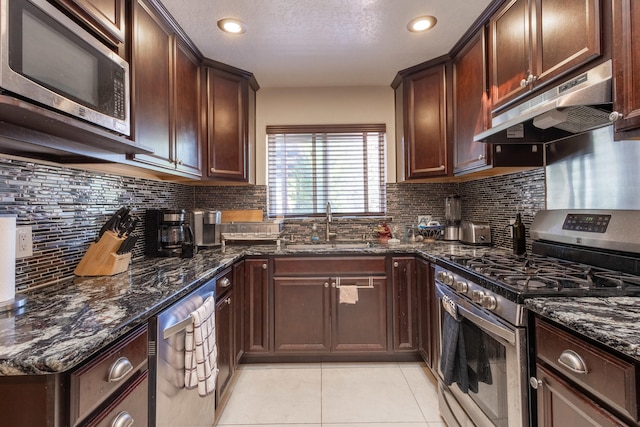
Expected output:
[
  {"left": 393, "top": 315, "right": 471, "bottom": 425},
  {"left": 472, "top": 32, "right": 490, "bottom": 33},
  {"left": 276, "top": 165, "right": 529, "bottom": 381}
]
[{"left": 159, "top": 0, "right": 493, "bottom": 88}]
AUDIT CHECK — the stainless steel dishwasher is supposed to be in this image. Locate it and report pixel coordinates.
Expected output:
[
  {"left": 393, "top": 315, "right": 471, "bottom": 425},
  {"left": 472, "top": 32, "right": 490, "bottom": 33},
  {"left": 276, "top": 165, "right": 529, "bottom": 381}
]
[{"left": 148, "top": 278, "right": 217, "bottom": 426}]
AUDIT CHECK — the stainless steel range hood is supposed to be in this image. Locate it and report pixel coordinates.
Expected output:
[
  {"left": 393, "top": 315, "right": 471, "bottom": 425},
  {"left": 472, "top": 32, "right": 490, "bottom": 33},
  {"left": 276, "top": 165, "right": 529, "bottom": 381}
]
[{"left": 474, "top": 60, "right": 613, "bottom": 143}]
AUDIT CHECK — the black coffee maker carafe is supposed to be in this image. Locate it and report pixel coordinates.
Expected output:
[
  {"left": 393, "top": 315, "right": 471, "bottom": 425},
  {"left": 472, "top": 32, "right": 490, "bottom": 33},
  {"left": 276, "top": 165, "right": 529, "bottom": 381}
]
[{"left": 145, "top": 209, "right": 197, "bottom": 258}]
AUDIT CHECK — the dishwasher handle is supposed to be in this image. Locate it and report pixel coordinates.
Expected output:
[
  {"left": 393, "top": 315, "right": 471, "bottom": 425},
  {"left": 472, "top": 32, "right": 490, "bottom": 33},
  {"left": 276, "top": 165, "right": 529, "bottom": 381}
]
[{"left": 162, "top": 292, "right": 214, "bottom": 339}]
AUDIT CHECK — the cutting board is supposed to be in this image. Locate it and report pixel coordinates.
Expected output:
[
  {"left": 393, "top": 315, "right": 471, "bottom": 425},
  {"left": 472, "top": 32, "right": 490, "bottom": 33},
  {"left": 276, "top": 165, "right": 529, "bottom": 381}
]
[{"left": 220, "top": 209, "right": 263, "bottom": 223}]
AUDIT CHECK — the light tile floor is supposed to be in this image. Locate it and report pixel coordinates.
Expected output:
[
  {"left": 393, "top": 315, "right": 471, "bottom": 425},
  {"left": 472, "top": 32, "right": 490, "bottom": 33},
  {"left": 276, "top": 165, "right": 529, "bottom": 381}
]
[{"left": 216, "top": 362, "right": 446, "bottom": 427}]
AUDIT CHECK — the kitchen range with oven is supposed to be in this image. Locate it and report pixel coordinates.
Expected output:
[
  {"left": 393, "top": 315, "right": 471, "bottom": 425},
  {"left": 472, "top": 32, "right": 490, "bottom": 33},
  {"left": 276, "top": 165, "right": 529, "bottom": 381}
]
[{"left": 435, "top": 208, "right": 640, "bottom": 426}]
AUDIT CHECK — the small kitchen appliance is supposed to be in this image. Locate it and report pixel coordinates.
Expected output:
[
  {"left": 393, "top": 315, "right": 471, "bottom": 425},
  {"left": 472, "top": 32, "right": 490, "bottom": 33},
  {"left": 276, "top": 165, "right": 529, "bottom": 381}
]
[
  {"left": 189, "top": 209, "right": 222, "bottom": 248},
  {"left": 145, "top": 209, "right": 196, "bottom": 258},
  {"left": 444, "top": 195, "right": 461, "bottom": 241},
  {"left": 459, "top": 220, "right": 491, "bottom": 245}
]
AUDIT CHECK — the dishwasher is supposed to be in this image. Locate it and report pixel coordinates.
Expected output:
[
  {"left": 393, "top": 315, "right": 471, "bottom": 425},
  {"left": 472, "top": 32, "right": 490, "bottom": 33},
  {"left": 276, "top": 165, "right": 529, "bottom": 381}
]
[{"left": 148, "top": 278, "right": 217, "bottom": 427}]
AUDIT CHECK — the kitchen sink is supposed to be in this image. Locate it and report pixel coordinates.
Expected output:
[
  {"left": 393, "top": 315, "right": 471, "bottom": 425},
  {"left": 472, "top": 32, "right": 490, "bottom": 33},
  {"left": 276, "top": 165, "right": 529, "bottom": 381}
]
[{"left": 286, "top": 242, "right": 371, "bottom": 250}]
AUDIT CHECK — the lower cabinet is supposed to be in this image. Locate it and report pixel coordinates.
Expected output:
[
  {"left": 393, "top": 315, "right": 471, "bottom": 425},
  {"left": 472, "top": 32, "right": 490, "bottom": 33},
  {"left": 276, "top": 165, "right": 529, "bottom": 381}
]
[
  {"left": 215, "top": 268, "right": 235, "bottom": 404},
  {"left": 415, "top": 257, "right": 435, "bottom": 369},
  {"left": 532, "top": 317, "right": 639, "bottom": 426},
  {"left": 244, "top": 258, "right": 270, "bottom": 353},
  {"left": 391, "top": 257, "right": 417, "bottom": 351}
]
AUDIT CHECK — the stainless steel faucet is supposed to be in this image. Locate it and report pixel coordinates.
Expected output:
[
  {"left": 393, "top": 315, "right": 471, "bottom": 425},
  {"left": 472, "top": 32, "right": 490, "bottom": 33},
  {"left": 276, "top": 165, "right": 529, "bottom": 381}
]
[{"left": 326, "top": 202, "right": 337, "bottom": 241}]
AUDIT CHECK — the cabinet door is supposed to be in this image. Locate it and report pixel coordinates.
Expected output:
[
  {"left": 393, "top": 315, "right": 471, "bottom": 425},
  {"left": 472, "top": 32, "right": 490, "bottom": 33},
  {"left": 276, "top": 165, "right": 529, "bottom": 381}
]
[
  {"left": 535, "top": 364, "right": 629, "bottom": 427},
  {"left": 453, "top": 30, "right": 491, "bottom": 174},
  {"left": 612, "top": 0, "right": 640, "bottom": 138},
  {"left": 233, "top": 261, "right": 245, "bottom": 364},
  {"left": 533, "top": 0, "right": 601, "bottom": 87},
  {"left": 205, "top": 67, "right": 248, "bottom": 181},
  {"left": 415, "top": 258, "right": 433, "bottom": 368},
  {"left": 55, "top": 0, "right": 125, "bottom": 46},
  {"left": 404, "top": 64, "right": 449, "bottom": 179},
  {"left": 391, "top": 257, "right": 417, "bottom": 351},
  {"left": 273, "top": 277, "right": 331, "bottom": 353},
  {"left": 331, "top": 277, "right": 388, "bottom": 352},
  {"left": 173, "top": 38, "right": 202, "bottom": 177},
  {"left": 216, "top": 290, "right": 233, "bottom": 403},
  {"left": 489, "top": 0, "right": 531, "bottom": 110},
  {"left": 83, "top": 371, "right": 148, "bottom": 427},
  {"left": 131, "top": 0, "right": 173, "bottom": 169},
  {"left": 244, "top": 259, "right": 270, "bottom": 353}
]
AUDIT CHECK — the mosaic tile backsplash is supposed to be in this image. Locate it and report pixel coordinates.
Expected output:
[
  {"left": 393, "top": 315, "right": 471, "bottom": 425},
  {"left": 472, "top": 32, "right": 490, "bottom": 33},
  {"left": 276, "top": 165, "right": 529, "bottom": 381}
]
[{"left": 0, "top": 156, "right": 544, "bottom": 292}]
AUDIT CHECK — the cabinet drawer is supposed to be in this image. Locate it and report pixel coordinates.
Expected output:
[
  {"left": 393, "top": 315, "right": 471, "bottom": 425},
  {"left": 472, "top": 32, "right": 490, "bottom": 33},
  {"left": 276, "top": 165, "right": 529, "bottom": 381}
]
[
  {"left": 83, "top": 370, "right": 148, "bottom": 427},
  {"left": 70, "top": 326, "right": 148, "bottom": 424},
  {"left": 274, "top": 256, "right": 386, "bottom": 276},
  {"left": 535, "top": 318, "right": 638, "bottom": 421},
  {"left": 216, "top": 267, "right": 234, "bottom": 298}
]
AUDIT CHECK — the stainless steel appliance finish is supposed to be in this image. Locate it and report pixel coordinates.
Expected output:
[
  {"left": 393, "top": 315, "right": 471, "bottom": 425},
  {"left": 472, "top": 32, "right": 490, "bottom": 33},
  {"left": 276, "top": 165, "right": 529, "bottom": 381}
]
[
  {"left": 444, "top": 195, "right": 461, "bottom": 241},
  {"left": 145, "top": 209, "right": 196, "bottom": 258},
  {"left": 460, "top": 221, "right": 491, "bottom": 245},
  {"left": 435, "top": 266, "right": 529, "bottom": 427},
  {"left": 190, "top": 209, "right": 222, "bottom": 248},
  {"left": 148, "top": 278, "right": 216, "bottom": 427},
  {"left": 0, "top": 0, "right": 130, "bottom": 135},
  {"left": 546, "top": 126, "right": 640, "bottom": 210},
  {"left": 475, "top": 60, "right": 612, "bottom": 143}
]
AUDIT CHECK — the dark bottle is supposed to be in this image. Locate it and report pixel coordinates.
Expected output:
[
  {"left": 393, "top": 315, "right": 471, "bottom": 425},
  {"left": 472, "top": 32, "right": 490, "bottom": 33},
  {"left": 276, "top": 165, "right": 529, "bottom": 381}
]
[{"left": 513, "top": 213, "right": 526, "bottom": 255}]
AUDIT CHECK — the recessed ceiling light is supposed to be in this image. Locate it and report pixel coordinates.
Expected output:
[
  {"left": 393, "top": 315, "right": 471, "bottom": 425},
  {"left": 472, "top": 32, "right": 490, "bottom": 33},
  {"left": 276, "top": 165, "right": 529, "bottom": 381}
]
[
  {"left": 407, "top": 15, "right": 437, "bottom": 33},
  {"left": 217, "top": 18, "right": 246, "bottom": 34}
]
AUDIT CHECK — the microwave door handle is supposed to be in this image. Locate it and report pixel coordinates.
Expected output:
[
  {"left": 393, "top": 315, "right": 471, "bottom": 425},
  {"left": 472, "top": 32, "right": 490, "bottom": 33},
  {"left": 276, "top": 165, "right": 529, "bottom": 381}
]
[{"left": 454, "top": 303, "right": 516, "bottom": 345}]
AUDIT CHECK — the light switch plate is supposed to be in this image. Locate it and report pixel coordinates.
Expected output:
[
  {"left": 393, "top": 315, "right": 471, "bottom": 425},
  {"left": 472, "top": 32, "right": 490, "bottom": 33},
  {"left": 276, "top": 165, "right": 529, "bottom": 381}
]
[{"left": 16, "top": 226, "right": 33, "bottom": 258}]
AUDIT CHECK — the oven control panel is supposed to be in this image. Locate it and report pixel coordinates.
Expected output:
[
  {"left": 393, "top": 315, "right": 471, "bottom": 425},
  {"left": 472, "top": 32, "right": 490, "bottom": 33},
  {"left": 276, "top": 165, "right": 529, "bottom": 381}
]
[{"left": 562, "top": 213, "right": 611, "bottom": 233}]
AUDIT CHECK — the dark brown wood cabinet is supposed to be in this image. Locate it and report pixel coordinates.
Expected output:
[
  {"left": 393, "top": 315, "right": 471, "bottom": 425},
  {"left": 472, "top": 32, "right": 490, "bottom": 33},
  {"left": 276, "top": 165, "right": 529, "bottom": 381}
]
[
  {"left": 489, "top": 0, "right": 602, "bottom": 111},
  {"left": 130, "top": 0, "right": 202, "bottom": 178},
  {"left": 203, "top": 65, "right": 251, "bottom": 181},
  {"left": 612, "top": 0, "right": 640, "bottom": 139},
  {"left": 415, "top": 257, "right": 435, "bottom": 369},
  {"left": 216, "top": 288, "right": 233, "bottom": 403},
  {"left": 54, "top": 0, "right": 126, "bottom": 48},
  {"left": 272, "top": 256, "right": 388, "bottom": 354},
  {"left": 0, "top": 325, "right": 148, "bottom": 427},
  {"left": 233, "top": 261, "right": 245, "bottom": 364},
  {"left": 453, "top": 29, "right": 491, "bottom": 174},
  {"left": 533, "top": 317, "right": 639, "bottom": 426},
  {"left": 391, "top": 257, "right": 417, "bottom": 351},
  {"left": 244, "top": 259, "right": 270, "bottom": 353},
  {"left": 394, "top": 60, "right": 451, "bottom": 180}
]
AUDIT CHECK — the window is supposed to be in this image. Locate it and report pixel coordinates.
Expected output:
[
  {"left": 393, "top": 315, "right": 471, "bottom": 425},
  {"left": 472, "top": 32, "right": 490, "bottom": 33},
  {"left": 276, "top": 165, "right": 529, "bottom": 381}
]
[{"left": 267, "top": 124, "right": 386, "bottom": 217}]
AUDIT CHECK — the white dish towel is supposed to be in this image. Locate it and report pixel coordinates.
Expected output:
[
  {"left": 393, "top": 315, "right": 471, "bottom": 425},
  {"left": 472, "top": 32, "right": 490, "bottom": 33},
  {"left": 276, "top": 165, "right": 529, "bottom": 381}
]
[{"left": 184, "top": 295, "right": 218, "bottom": 397}]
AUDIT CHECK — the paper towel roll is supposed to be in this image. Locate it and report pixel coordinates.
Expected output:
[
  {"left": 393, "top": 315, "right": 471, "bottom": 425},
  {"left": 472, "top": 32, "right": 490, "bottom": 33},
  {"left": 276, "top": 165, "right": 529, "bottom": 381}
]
[{"left": 0, "top": 215, "right": 16, "bottom": 303}]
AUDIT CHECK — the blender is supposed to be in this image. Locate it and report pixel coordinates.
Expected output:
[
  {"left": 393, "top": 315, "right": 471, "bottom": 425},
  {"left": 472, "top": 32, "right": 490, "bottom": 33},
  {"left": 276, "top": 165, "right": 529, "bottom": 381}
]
[{"left": 444, "top": 195, "right": 461, "bottom": 241}]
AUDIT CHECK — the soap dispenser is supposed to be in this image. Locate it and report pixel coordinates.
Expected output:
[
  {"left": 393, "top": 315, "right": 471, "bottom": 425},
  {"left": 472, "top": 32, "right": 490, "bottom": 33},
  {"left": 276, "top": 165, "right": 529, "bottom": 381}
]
[{"left": 310, "top": 223, "right": 320, "bottom": 243}]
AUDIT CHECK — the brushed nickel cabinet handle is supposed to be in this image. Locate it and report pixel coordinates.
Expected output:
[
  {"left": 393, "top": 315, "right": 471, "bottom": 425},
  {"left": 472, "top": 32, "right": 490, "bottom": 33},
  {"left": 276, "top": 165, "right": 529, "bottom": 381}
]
[
  {"left": 108, "top": 357, "right": 133, "bottom": 382},
  {"left": 219, "top": 277, "right": 231, "bottom": 287},
  {"left": 262, "top": 263, "right": 267, "bottom": 269},
  {"left": 529, "top": 376, "right": 543, "bottom": 389},
  {"left": 110, "top": 411, "right": 134, "bottom": 427},
  {"left": 393, "top": 262, "right": 399, "bottom": 268},
  {"left": 558, "top": 350, "right": 588, "bottom": 374},
  {"left": 609, "top": 111, "right": 624, "bottom": 122}
]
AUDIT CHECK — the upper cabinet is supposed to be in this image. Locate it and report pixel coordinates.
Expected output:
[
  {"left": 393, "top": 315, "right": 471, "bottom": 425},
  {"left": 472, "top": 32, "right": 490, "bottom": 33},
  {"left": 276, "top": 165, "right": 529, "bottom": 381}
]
[
  {"left": 203, "top": 64, "right": 258, "bottom": 182},
  {"left": 129, "top": 0, "right": 202, "bottom": 178},
  {"left": 453, "top": 29, "right": 491, "bottom": 174},
  {"left": 612, "top": 0, "right": 640, "bottom": 139},
  {"left": 54, "top": 0, "right": 126, "bottom": 49},
  {"left": 393, "top": 60, "right": 451, "bottom": 181},
  {"left": 489, "top": 0, "right": 602, "bottom": 111}
]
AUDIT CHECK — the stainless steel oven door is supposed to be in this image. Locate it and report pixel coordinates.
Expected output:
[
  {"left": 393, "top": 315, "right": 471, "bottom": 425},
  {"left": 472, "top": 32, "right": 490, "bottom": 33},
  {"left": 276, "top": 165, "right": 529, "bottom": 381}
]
[{"left": 435, "top": 282, "right": 529, "bottom": 427}]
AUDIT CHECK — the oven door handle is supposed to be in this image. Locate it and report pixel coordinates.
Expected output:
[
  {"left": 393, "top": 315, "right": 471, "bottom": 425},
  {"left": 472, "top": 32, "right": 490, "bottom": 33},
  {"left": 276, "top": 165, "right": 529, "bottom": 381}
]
[{"left": 454, "top": 301, "right": 516, "bottom": 345}]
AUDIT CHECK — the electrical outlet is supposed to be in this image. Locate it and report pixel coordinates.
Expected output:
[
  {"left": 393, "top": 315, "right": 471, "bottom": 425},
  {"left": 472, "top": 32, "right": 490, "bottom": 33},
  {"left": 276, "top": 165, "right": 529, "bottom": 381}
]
[
  {"left": 16, "top": 226, "right": 33, "bottom": 258},
  {"left": 508, "top": 219, "right": 516, "bottom": 239}
]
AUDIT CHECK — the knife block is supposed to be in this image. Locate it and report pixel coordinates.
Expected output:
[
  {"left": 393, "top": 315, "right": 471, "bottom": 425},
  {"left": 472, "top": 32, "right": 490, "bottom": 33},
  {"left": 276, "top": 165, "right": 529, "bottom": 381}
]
[{"left": 74, "top": 231, "right": 131, "bottom": 277}]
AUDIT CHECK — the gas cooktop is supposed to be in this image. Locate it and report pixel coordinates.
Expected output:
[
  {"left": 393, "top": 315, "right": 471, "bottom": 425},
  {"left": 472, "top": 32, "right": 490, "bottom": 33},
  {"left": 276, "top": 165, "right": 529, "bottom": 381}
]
[{"left": 442, "top": 252, "right": 640, "bottom": 299}]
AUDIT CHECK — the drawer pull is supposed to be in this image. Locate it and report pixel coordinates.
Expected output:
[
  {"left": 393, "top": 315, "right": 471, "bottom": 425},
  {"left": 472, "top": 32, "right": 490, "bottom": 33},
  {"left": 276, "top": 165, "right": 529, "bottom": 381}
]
[
  {"left": 108, "top": 357, "right": 134, "bottom": 382},
  {"left": 110, "top": 411, "right": 134, "bottom": 427},
  {"left": 558, "top": 350, "right": 588, "bottom": 374},
  {"left": 219, "top": 277, "right": 232, "bottom": 288}
]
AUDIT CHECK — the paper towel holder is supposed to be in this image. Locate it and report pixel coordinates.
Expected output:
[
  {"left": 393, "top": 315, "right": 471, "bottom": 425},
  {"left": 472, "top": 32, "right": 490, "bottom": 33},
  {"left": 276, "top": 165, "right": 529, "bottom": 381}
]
[{"left": 0, "top": 294, "right": 27, "bottom": 316}]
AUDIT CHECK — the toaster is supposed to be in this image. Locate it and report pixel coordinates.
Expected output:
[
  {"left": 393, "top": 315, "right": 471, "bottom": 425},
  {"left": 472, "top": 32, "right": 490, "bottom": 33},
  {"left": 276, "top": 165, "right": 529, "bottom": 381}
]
[{"left": 460, "top": 220, "right": 492, "bottom": 245}]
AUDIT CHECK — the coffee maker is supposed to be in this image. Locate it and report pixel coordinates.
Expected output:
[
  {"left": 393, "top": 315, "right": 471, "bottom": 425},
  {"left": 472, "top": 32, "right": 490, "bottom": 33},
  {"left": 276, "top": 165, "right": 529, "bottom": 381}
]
[
  {"left": 189, "top": 209, "right": 222, "bottom": 248},
  {"left": 444, "top": 195, "right": 461, "bottom": 241},
  {"left": 145, "top": 209, "right": 196, "bottom": 258}
]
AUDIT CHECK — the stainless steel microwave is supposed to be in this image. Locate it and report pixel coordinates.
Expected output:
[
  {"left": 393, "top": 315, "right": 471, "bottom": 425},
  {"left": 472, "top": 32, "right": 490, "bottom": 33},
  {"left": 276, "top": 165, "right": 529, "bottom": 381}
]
[{"left": 0, "top": 0, "right": 130, "bottom": 135}]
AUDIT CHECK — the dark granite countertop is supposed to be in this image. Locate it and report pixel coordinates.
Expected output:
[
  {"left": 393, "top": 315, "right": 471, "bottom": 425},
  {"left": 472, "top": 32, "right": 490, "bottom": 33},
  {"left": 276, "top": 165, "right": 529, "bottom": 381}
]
[
  {"left": 3, "top": 240, "right": 637, "bottom": 376},
  {"left": 525, "top": 297, "right": 640, "bottom": 362}
]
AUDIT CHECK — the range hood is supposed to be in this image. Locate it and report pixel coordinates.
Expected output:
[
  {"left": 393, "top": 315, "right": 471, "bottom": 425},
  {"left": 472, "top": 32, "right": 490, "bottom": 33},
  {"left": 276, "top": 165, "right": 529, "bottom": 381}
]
[{"left": 474, "top": 60, "right": 613, "bottom": 144}]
